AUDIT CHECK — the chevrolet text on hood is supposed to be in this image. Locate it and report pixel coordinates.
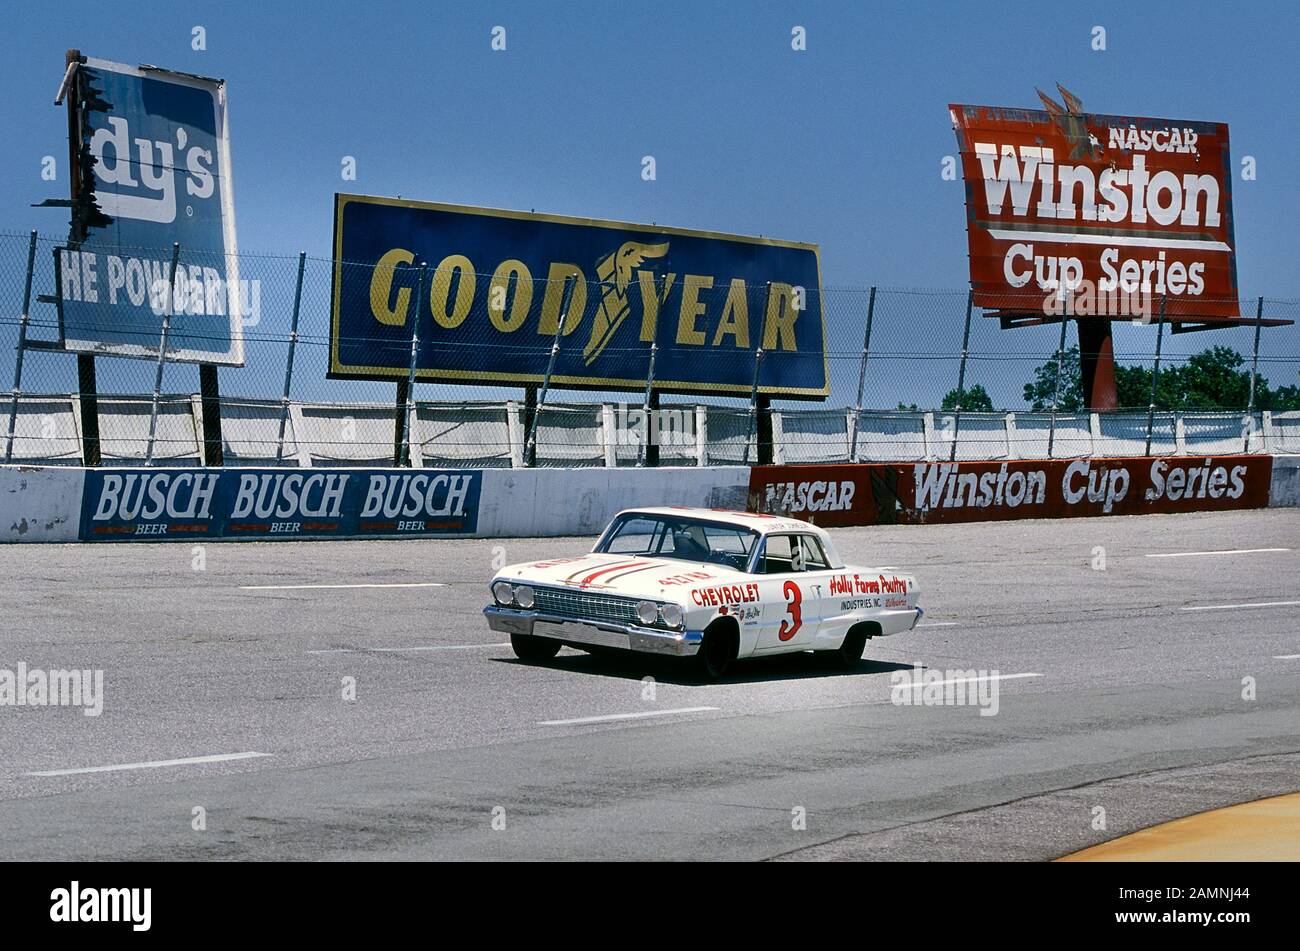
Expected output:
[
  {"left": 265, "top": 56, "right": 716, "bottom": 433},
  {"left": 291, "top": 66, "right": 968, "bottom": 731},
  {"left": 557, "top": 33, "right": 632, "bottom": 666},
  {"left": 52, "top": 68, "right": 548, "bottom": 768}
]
[{"left": 484, "top": 506, "right": 923, "bottom": 679}]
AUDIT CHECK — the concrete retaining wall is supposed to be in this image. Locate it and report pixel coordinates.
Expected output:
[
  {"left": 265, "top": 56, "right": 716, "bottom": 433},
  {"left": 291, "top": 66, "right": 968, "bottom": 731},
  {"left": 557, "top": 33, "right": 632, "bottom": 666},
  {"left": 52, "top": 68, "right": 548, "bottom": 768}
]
[
  {"left": 1, "top": 457, "right": 1291, "bottom": 542},
  {"left": 1269, "top": 455, "right": 1300, "bottom": 508},
  {"left": 0, "top": 464, "right": 750, "bottom": 542},
  {"left": 477, "top": 466, "right": 749, "bottom": 537},
  {"left": 0, "top": 466, "right": 84, "bottom": 543}
]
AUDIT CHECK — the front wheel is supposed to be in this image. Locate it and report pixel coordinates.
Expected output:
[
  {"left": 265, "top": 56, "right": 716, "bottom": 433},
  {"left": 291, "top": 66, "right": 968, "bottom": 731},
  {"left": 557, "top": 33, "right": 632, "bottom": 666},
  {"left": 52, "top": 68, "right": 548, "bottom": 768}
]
[
  {"left": 511, "top": 633, "right": 562, "bottom": 663},
  {"left": 689, "top": 623, "right": 737, "bottom": 682}
]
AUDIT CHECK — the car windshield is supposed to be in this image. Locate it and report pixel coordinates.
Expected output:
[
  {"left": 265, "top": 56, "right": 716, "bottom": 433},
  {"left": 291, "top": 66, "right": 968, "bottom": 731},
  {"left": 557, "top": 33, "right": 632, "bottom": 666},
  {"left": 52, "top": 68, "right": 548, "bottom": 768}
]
[{"left": 596, "top": 514, "right": 759, "bottom": 570}]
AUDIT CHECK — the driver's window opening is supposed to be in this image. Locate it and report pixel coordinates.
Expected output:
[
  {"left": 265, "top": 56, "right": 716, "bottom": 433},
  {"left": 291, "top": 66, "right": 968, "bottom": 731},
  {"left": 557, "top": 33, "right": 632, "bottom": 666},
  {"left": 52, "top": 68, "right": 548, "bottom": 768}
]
[
  {"left": 761, "top": 535, "right": 795, "bottom": 574},
  {"left": 800, "top": 535, "right": 830, "bottom": 570},
  {"left": 759, "top": 534, "right": 828, "bottom": 574}
]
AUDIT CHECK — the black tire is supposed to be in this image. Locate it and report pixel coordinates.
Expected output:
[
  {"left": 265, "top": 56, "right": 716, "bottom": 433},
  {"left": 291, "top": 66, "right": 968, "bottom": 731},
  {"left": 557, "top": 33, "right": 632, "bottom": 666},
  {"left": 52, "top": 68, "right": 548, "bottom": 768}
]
[
  {"left": 818, "top": 625, "right": 869, "bottom": 669},
  {"left": 690, "top": 623, "right": 736, "bottom": 682},
  {"left": 511, "top": 633, "right": 562, "bottom": 663}
]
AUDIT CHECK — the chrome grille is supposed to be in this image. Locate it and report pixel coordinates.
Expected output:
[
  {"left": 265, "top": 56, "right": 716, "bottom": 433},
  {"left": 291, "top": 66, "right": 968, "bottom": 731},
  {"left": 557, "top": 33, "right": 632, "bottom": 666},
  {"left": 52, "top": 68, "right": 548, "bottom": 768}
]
[{"left": 531, "top": 586, "right": 640, "bottom": 625}]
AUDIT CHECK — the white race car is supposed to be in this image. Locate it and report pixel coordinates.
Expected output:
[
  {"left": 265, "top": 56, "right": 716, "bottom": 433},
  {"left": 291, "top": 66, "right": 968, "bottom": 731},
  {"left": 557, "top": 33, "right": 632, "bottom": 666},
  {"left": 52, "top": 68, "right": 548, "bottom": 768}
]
[{"left": 484, "top": 507, "right": 922, "bottom": 680}]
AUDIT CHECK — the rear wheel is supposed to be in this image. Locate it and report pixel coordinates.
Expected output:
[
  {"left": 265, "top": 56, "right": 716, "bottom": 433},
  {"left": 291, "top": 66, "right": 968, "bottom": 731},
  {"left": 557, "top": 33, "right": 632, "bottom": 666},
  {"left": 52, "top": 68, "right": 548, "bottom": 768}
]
[
  {"left": 818, "top": 625, "right": 869, "bottom": 669},
  {"left": 690, "top": 622, "right": 737, "bottom": 682},
  {"left": 511, "top": 633, "right": 562, "bottom": 663}
]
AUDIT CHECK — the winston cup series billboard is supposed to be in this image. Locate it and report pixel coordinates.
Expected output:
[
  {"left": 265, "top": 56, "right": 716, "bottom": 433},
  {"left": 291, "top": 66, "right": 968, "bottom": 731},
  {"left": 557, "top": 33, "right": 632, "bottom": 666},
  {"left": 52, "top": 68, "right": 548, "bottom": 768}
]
[
  {"left": 58, "top": 57, "right": 242, "bottom": 364},
  {"left": 329, "top": 195, "right": 828, "bottom": 398},
  {"left": 950, "top": 90, "right": 1239, "bottom": 319}
]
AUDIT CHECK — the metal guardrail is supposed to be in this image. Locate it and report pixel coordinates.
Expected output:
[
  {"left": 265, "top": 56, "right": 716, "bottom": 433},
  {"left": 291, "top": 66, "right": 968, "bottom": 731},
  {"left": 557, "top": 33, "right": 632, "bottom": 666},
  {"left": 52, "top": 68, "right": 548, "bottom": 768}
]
[{"left": 2, "top": 396, "right": 1294, "bottom": 468}]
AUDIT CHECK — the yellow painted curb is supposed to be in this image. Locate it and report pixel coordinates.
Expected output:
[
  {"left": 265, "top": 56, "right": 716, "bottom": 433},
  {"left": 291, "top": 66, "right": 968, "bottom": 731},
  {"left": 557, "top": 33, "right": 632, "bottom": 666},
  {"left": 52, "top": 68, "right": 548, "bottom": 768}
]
[{"left": 1059, "top": 792, "right": 1300, "bottom": 861}]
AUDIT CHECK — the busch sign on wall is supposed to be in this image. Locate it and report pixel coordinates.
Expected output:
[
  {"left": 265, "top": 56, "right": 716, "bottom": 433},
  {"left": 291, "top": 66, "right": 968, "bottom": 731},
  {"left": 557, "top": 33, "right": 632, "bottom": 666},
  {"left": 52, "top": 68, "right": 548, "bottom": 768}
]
[{"left": 950, "top": 90, "right": 1239, "bottom": 318}]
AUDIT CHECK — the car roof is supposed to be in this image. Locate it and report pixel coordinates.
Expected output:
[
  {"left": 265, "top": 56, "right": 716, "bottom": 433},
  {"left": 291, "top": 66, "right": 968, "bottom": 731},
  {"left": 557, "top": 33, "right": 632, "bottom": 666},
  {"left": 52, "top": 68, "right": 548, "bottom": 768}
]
[{"left": 612, "top": 506, "right": 828, "bottom": 538}]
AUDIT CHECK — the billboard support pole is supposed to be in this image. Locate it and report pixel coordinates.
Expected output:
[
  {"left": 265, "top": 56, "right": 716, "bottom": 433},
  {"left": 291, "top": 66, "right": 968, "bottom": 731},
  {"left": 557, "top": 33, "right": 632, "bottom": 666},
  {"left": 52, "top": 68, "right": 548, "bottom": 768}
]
[
  {"left": 636, "top": 342, "right": 657, "bottom": 467},
  {"left": 521, "top": 385, "right": 537, "bottom": 467},
  {"left": 64, "top": 49, "right": 102, "bottom": 466},
  {"left": 1144, "top": 295, "right": 1167, "bottom": 456},
  {"left": 145, "top": 243, "right": 181, "bottom": 466},
  {"left": 949, "top": 290, "right": 974, "bottom": 462},
  {"left": 3, "top": 231, "right": 38, "bottom": 465},
  {"left": 849, "top": 285, "right": 876, "bottom": 463},
  {"left": 757, "top": 394, "right": 773, "bottom": 465},
  {"left": 199, "top": 364, "right": 223, "bottom": 466},
  {"left": 525, "top": 276, "right": 575, "bottom": 468},
  {"left": 1046, "top": 298, "right": 1071, "bottom": 459},
  {"left": 1245, "top": 296, "right": 1264, "bottom": 452},
  {"left": 396, "top": 261, "right": 427, "bottom": 468},
  {"left": 275, "top": 251, "right": 306, "bottom": 465}
]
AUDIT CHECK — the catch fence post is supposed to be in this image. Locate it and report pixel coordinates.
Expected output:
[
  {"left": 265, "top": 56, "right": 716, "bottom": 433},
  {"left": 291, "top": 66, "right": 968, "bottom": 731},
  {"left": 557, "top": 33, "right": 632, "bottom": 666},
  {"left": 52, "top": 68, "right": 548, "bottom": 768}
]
[{"left": 145, "top": 242, "right": 181, "bottom": 466}]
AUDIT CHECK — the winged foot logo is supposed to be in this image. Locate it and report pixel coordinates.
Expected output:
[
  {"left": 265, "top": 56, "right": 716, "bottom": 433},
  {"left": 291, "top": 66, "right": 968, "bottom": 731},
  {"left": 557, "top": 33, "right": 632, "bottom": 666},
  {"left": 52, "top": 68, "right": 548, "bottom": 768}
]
[{"left": 583, "top": 241, "right": 671, "bottom": 365}]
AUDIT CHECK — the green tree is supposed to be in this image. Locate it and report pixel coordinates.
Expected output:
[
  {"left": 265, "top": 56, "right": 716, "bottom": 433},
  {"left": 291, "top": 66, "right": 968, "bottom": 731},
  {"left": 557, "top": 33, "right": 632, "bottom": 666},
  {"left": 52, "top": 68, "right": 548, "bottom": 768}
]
[
  {"left": 941, "top": 383, "right": 994, "bottom": 411},
  {"left": 1027, "top": 343, "right": 1300, "bottom": 411},
  {"left": 1262, "top": 381, "right": 1300, "bottom": 411},
  {"left": 1023, "top": 345, "right": 1083, "bottom": 411}
]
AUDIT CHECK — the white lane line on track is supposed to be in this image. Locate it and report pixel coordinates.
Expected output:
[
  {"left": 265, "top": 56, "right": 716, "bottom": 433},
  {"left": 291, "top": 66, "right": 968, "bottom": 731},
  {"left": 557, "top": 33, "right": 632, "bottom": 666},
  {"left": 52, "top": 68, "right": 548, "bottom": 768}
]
[
  {"left": 26, "top": 751, "right": 271, "bottom": 778},
  {"left": 1181, "top": 600, "right": 1300, "bottom": 612},
  {"left": 917, "top": 622, "right": 958, "bottom": 628},
  {"left": 538, "top": 706, "right": 719, "bottom": 727},
  {"left": 1273, "top": 654, "right": 1300, "bottom": 660},
  {"left": 306, "top": 643, "right": 508, "bottom": 654},
  {"left": 892, "top": 672, "right": 1042, "bottom": 691},
  {"left": 1145, "top": 548, "right": 1291, "bottom": 559},
  {"left": 240, "top": 582, "right": 447, "bottom": 590}
]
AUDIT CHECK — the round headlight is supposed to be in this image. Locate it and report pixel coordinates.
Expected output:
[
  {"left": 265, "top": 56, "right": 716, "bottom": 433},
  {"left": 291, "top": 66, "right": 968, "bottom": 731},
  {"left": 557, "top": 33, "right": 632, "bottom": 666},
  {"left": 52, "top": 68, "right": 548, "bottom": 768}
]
[
  {"left": 492, "top": 581, "right": 515, "bottom": 605},
  {"left": 636, "top": 600, "right": 659, "bottom": 626},
  {"left": 660, "top": 603, "right": 684, "bottom": 629},
  {"left": 515, "top": 585, "right": 535, "bottom": 609}
]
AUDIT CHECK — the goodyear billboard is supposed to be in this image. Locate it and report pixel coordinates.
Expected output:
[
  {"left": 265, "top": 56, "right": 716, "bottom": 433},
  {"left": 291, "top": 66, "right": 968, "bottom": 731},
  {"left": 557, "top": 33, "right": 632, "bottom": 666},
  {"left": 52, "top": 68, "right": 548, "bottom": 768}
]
[
  {"left": 330, "top": 195, "right": 827, "bottom": 398},
  {"left": 57, "top": 57, "right": 242, "bottom": 364}
]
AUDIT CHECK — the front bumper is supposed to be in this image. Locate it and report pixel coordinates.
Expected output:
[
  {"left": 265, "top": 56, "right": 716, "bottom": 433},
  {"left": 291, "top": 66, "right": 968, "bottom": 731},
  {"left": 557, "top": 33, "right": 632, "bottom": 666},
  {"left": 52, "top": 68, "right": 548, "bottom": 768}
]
[{"left": 484, "top": 605, "right": 703, "bottom": 657}]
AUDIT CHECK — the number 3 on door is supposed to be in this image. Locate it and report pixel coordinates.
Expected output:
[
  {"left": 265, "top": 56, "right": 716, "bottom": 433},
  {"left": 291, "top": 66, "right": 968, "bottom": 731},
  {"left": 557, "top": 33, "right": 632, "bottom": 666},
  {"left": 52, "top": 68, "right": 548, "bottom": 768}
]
[{"left": 778, "top": 580, "right": 802, "bottom": 641}]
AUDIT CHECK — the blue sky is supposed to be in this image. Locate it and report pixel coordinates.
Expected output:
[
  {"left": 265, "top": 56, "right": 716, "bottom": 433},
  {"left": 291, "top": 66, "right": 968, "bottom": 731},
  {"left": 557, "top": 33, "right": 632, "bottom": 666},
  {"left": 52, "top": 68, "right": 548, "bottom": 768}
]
[{"left": 1, "top": 0, "right": 1297, "bottom": 408}]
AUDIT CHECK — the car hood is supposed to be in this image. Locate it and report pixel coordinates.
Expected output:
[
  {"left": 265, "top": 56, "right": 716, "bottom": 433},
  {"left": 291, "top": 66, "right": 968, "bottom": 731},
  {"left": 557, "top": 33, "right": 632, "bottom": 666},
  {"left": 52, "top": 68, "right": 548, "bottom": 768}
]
[{"left": 497, "top": 552, "right": 749, "bottom": 601}]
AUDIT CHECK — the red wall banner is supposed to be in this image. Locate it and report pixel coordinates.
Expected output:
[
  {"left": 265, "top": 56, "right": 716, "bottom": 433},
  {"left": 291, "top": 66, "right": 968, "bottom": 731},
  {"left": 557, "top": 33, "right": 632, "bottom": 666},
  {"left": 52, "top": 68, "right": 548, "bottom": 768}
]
[
  {"left": 748, "top": 456, "right": 1273, "bottom": 527},
  {"left": 950, "top": 97, "right": 1239, "bottom": 320}
]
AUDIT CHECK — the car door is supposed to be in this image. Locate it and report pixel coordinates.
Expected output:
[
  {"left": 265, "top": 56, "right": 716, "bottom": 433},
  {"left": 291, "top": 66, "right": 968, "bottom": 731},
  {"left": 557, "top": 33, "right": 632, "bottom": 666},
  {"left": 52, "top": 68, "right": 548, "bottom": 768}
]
[{"left": 753, "top": 533, "right": 821, "bottom": 652}]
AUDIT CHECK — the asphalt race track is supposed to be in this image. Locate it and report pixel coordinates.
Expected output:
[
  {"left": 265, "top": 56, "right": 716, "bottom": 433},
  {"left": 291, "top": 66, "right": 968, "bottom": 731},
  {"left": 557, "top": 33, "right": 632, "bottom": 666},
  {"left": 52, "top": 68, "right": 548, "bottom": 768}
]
[{"left": 1, "top": 509, "right": 1297, "bottom": 861}]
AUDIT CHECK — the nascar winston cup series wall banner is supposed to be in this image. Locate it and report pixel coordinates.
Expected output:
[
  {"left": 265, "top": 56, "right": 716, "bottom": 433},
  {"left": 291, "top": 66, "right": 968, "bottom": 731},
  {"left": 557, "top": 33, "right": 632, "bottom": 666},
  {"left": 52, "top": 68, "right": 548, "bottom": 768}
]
[
  {"left": 57, "top": 56, "right": 242, "bottom": 364},
  {"left": 329, "top": 194, "right": 828, "bottom": 398}
]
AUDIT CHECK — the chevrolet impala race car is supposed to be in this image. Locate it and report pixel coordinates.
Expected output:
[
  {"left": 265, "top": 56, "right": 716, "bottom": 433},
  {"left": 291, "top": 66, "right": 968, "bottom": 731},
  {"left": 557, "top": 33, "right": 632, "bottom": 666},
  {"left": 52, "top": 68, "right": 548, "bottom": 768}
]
[{"left": 484, "top": 507, "right": 922, "bottom": 680}]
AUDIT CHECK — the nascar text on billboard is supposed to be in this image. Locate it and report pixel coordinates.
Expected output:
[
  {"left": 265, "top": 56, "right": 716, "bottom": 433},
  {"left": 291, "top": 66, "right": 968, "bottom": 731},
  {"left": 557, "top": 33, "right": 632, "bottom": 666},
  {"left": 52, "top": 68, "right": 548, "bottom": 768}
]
[
  {"left": 330, "top": 195, "right": 827, "bottom": 398},
  {"left": 80, "top": 468, "right": 480, "bottom": 540},
  {"left": 949, "top": 91, "right": 1238, "bottom": 319},
  {"left": 59, "top": 57, "right": 242, "bottom": 364},
  {"left": 750, "top": 456, "right": 1272, "bottom": 526}
]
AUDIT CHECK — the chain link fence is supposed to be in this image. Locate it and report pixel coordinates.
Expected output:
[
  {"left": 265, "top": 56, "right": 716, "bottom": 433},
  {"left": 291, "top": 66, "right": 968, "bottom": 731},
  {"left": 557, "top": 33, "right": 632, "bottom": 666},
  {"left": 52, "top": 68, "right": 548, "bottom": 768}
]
[{"left": 2, "top": 230, "right": 1298, "bottom": 466}]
